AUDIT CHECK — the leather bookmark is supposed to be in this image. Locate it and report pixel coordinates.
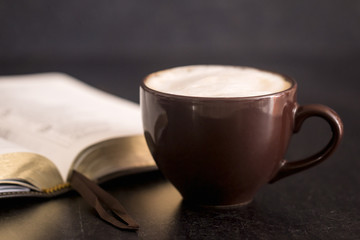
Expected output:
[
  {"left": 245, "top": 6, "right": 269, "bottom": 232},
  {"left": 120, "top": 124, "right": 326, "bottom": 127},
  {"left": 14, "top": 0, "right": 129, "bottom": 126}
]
[{"left": 70, "top": 170, "right": 139, "bottom": 231}]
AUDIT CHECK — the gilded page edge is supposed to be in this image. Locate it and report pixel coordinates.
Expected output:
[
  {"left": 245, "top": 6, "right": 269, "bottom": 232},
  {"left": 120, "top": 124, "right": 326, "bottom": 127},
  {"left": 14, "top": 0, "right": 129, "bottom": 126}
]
[{"left": 0, "top": 152, "right": 65, "bottom": 192}]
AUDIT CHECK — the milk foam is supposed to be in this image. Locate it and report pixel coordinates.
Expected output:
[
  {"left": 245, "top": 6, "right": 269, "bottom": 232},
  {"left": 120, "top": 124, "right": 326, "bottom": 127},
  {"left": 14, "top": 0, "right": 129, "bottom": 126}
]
[{"left": 145, "top": 65, "right": 292, "bottom": 97}]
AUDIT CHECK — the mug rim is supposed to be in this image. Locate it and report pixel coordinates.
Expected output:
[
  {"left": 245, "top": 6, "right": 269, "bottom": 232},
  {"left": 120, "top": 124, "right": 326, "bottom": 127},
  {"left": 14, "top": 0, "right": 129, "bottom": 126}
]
[{"left": 141, "top": 65, "right": 297, "bottom": 101}]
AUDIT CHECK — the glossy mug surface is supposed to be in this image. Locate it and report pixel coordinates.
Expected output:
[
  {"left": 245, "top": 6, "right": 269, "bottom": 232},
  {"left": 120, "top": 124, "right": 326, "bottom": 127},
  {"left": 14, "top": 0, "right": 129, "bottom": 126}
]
[{"left": 140, "top": 65, "right": 343, "bottom": 206}]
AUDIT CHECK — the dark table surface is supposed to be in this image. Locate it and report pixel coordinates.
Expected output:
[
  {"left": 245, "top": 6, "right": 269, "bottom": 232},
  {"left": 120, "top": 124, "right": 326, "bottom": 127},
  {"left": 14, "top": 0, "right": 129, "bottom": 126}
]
[{"left": 0, "top": 55, "right": 359, "bottom": 240}]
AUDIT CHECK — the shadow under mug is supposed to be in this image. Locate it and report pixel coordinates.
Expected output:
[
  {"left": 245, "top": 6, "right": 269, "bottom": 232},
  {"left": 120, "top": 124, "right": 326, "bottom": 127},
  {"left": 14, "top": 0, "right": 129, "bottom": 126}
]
[{"left": 140, "top": 67, "right": 343, "bottom": 206}]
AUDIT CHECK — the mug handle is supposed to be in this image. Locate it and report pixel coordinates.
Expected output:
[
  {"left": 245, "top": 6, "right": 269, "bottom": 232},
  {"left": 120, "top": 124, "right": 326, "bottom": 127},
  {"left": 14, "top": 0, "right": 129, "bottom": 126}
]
[{"left": 269, "top": 104, "right": 344, "bottom": 183}]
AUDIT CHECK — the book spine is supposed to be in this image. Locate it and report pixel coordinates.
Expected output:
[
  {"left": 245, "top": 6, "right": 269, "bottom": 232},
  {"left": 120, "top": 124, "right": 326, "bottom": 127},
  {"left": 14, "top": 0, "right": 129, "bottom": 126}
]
[{"left": 0, "top": 186, "right": 71, "bottom": 198}]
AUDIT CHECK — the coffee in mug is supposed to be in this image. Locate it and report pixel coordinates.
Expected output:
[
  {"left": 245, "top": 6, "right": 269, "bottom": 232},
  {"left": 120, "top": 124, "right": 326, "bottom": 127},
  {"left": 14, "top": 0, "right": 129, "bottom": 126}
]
[
  {"left": 140, "top": 65, "right": 343, "bottom": 206},
  {"left": 145, "top": 65, "right": 291, "bottom": 97}
]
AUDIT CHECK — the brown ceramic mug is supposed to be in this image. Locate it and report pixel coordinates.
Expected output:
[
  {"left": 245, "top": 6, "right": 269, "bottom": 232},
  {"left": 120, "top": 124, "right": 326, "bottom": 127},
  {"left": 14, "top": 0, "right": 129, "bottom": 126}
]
[{"left": 140, "top": 65, "right": 343, "bottom": 206}]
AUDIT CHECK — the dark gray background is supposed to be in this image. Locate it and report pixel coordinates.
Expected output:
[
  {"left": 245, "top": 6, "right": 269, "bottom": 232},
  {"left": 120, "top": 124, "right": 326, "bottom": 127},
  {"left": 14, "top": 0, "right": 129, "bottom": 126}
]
[
  {"left": 0, "top": 1, "right": 359, "bottom": 239},
  {"left": 0, "top": 0, "right": 359, "bottom": 102},
  {"left": 1, "top": 1, "right": 359, "bottom": 59}
]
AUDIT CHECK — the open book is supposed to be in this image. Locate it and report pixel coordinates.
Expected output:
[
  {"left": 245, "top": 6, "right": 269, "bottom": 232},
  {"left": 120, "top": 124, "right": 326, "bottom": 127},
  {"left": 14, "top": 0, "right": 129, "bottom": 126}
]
[{"left": 0, "top": 73, "right": 156, "bottom": 198}]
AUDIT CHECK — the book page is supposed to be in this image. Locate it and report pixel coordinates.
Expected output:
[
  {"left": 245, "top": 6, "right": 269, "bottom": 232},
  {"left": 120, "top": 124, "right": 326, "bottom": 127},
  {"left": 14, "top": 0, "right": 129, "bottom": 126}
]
[
  {"left": 0, "top": 137, "right": 33, "bottom": 155},
  {"left": 0, "top": 73, "right": 143, "bottom": 181}
]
